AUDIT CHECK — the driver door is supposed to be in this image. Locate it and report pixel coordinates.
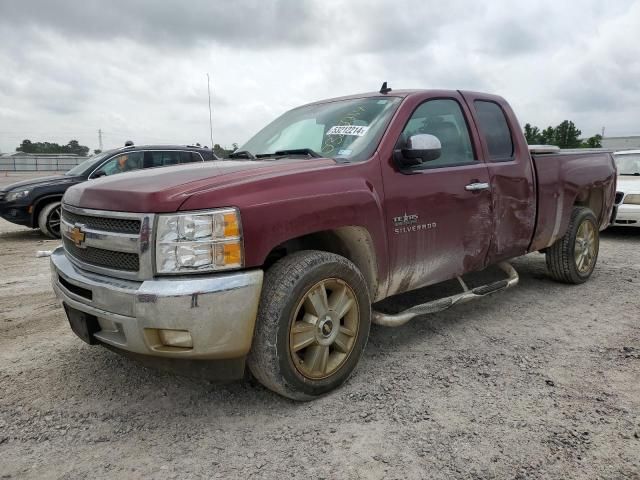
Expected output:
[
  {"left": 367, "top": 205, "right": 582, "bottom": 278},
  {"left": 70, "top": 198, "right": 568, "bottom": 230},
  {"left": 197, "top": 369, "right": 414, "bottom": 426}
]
[{"left": 382, "top": 95, "right": 494, "bottom": 295}]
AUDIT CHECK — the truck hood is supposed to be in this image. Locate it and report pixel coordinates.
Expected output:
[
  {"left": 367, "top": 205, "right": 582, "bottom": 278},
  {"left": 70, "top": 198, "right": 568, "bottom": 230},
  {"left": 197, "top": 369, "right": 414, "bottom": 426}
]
[
  {"left": 617, "top": 175, "right": 640, "bottom": 193},
  {"left": 1, "top": 174, "right": 79, "bottom": 192},
  {"left": 63, "top": 158, "right": 337, "bottom": 212}
]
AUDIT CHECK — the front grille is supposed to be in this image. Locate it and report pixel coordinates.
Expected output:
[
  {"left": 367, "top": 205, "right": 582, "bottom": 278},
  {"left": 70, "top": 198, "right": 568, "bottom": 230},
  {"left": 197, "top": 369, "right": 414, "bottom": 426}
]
[
  {"left": 62, "top": 209, "right": 141, "bottom": 234},
  {"left": 63, "top": 237, "right": 139, "bottom": 272},
  {"left": 615, "top": 192, "right": 624, "bottom": 204}
]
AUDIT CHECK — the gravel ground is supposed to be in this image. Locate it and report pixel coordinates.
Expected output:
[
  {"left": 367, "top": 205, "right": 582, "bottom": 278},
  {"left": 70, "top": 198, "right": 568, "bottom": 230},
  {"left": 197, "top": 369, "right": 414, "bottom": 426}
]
[{"left": 0, "top": 174, "right": 639, "bottom": 479}]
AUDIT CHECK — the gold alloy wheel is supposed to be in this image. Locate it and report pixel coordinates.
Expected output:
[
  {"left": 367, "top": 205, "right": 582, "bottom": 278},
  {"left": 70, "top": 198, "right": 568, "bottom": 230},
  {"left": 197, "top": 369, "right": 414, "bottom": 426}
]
[
  {"left": 289, "top": 278, "right": 359, "bottom": 380},
  {"left": 574, "top": 219, "right": 597, "bottom": 273}
]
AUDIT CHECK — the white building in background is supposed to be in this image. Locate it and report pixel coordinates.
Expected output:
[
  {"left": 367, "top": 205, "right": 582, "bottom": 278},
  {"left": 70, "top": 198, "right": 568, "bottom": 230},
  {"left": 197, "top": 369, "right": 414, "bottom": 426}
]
[{"left": 601, "top": 136, "right": 640, "bottom": 151}]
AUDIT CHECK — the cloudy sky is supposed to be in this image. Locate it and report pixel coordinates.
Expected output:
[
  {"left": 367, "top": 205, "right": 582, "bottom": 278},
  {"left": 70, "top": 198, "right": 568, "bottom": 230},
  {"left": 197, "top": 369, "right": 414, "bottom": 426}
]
[{"left": 0, "top": 0, "right": 639, "bottom": 154}]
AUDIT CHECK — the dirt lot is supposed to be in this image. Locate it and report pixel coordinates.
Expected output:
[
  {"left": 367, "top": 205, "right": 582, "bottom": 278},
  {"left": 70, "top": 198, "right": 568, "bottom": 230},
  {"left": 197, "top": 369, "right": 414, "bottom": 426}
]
[{"left": 0, "top": 173, "right": 638, "bottom": 479}]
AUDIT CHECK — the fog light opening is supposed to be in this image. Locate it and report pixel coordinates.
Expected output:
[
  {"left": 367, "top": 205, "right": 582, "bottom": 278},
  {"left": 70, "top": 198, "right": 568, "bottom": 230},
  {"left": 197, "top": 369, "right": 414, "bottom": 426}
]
[{"left": 158, "top": 329, "right": 193, "bottom": 348}]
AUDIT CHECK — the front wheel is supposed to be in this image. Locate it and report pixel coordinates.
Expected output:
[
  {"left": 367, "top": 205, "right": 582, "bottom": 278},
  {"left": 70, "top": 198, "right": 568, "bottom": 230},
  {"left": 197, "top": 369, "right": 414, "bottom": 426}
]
[
  {"left": 546, "top": 206, "right": 599, "bottom": 284},
  {"left": 247, "top": 250, "right": 371, "bottom": 401},
  {"left": 38, "top": 201, "right": 62, "bottom": 238}
]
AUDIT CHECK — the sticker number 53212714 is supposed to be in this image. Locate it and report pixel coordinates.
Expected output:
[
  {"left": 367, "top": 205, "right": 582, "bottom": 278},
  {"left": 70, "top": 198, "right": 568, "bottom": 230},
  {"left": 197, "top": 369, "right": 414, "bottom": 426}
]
[{"left": 326, "top": 125, "right": 370, "bottom": 136}]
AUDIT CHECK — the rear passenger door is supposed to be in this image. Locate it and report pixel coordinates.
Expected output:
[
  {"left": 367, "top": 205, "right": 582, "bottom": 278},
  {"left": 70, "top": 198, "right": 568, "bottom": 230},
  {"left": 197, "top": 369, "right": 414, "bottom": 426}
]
[{"left": 461, "top": 92, "right": 536, "bottom": 263}]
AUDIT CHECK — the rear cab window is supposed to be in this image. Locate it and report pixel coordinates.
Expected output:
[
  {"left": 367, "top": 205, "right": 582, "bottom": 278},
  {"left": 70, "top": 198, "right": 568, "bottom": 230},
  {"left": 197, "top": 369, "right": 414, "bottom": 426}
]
[{"left": 474, "top": 101, "right": 514, "bottom": 161}]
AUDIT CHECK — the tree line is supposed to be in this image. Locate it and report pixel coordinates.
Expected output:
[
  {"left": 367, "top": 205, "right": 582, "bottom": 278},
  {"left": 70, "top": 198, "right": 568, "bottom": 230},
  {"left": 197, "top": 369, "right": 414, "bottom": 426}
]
[
  {"left": 212, "top": 143, "right": 239, "bottom": 158},
  {"left": 523, "top": 121, "right": 602, "bottom": 149},
  {"left": 17, "top": 139, "right": 90, "bottom": 156},
  {"left": 14, "top": 139, "right": 242, "bottom": 157}
]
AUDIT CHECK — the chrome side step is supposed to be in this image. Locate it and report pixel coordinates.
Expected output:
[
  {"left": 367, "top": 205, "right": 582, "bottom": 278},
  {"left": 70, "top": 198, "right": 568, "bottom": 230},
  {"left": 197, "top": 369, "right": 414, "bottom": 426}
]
[{"left": 372, "top": 262, "right": 519, "bottom": 327}]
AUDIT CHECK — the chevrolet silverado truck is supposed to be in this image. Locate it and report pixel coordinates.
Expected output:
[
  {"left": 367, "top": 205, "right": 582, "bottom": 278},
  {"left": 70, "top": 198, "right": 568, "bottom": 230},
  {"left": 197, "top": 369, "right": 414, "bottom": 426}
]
[
  {"left": 0, "top": 144, "right": 217, "bottom": 238},
  {"left": 50, "top": 87, "right": 616, "bottom": 400}
]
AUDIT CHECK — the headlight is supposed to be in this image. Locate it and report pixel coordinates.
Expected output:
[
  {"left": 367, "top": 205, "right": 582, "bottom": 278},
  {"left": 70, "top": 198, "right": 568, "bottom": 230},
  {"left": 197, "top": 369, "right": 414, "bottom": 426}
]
[
  {"left": 623, "top": 194, "right": 640, "bottom": 205},
  {"left": 155, "top": 208, "right": 243, "bottom": 274},
  {"left": 6, "top": 189, "right": 30, "bottom": 201}
]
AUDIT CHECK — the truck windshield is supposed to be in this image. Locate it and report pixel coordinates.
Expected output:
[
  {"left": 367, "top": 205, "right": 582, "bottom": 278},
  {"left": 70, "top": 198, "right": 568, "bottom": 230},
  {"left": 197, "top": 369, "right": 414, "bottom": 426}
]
[
  {"left": 238, "top": 96, "right": 402, "bottom": 162},
  {"left": 614, "top": 154, "right": 640, "bottom": 175}
]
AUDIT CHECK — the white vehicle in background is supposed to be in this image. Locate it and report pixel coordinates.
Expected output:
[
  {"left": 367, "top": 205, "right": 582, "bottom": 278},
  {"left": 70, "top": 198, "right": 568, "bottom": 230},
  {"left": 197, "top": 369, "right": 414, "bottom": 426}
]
[{"left": 612, "top": 150, "right": 640, "bottom": 227}]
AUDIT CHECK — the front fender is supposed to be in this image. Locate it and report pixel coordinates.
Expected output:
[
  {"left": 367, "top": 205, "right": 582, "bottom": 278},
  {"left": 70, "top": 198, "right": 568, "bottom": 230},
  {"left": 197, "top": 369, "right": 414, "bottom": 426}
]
[{"left": 178, "top": 158, "right": 390, "bottom": 293}]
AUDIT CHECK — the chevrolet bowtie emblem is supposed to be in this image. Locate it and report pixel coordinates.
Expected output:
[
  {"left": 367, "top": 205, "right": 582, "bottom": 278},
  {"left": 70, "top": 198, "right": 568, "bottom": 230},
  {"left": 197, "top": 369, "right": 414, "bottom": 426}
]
[{"left": 68, "top": 226, "right": 86, "bottom": 247}]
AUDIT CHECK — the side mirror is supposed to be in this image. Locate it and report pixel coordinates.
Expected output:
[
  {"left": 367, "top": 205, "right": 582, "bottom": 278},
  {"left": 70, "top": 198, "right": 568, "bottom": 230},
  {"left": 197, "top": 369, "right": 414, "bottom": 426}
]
[
  {"left": 395, "top": 134, "right": 442, "bottom": 167},
  {"left": 92, "top": 171, "right": 106, "bottom": 179}
]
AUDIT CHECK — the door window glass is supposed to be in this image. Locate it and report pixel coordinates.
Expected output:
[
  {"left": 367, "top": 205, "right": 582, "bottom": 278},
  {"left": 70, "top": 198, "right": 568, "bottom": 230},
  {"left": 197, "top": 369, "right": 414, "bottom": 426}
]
[
  {"left": 148, "top": 151, "right": 181, "bottom": 168},
  {"left": 94, "top": 151, "right": 144, "bottom": 176},
  {"left": 474, "top": 101, "right": 514, "bottom": 161},
  {"left": 179, "top": 151, "right": 203, "bottom": 164},
  {"left": 399, "top": 99, "right": 475, "bottom": 168}
]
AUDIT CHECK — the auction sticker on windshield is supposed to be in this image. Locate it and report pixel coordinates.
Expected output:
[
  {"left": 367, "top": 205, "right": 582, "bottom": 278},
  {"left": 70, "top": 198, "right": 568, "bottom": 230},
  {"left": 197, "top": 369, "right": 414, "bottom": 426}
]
[{"left": 326, "top": 125, "right": 370, "bottom": 136}]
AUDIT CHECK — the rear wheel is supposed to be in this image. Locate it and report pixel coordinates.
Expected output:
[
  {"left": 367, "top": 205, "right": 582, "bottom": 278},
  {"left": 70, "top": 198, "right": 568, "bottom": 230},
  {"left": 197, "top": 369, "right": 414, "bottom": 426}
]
[
  {"left": 248, "top": 250, "right": 371, "bottom": 401},
  {"left": 546, "top": 207, "right": 599, "bottom": 284},
  {"left": 38, "top": 201, "right": 62, "bottom": 238}
]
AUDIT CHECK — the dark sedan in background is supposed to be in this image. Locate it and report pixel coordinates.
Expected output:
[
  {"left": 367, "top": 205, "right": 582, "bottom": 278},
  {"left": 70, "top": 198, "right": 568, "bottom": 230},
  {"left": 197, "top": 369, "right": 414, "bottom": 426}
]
[{"left": 0, "top": 144, "right": 217, "bottom": 237}]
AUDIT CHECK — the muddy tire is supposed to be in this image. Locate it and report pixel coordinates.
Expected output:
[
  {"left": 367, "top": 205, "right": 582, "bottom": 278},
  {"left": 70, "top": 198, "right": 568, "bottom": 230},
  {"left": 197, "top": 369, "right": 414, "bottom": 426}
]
[
  {"left": 247, "top": 250, "right": 371, "bottom": 401},
  {"left": 38, "top": 201, "right": 62, "bottom": 238},
  {"left": 546, "top": 207, "right": 599, "bottom": 284}
]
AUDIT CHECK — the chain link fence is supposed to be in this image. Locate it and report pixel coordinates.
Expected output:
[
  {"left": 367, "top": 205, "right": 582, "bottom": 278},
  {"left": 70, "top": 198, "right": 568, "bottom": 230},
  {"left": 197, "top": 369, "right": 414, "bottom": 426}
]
[{"left": 0, "top": 155, "right": 85, "bottom": 172}]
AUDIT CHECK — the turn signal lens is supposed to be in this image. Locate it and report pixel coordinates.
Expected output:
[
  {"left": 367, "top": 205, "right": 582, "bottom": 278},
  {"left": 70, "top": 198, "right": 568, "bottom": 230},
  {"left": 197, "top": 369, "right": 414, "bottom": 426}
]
[
  {"left": 223, "top": 242, "right": 242, "bottom": 266},
  {"left": 223, "top": 213, "right": 240, "bottom": 237}
]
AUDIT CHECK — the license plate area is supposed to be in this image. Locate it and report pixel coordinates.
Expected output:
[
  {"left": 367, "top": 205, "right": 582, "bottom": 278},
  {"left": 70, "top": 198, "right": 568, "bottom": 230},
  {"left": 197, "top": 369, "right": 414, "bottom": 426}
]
[{"left": 64, "top": 305, "right": 100, "bottom": 345}]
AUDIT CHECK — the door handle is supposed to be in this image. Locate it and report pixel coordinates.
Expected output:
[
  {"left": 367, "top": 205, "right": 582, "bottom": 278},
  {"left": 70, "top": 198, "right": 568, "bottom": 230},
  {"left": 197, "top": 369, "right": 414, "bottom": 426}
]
[{"left": 465, "top": 182, "right": 490, "bottom": 192}]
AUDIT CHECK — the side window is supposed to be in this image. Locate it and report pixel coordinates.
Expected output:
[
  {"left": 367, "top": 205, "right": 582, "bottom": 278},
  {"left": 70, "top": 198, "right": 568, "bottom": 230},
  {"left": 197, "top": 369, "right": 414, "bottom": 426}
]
[
  {"left": 148, "top": 151, "right": 181, "bottom": 168},
  {"left": 398, "top": 99, "right": 475, "bottom": 168},
  {"left": 94, "top": 151, "right": 144, "bottom": 176},
  {"left": 474, "top": 101, "right": 514, "bottom": 161}
]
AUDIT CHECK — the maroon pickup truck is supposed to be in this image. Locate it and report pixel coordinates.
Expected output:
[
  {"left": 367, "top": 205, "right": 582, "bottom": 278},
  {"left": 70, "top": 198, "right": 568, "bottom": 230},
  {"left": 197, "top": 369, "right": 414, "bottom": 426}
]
[{"left": 50, "top": 87, "right": 616, "bottom": 400}]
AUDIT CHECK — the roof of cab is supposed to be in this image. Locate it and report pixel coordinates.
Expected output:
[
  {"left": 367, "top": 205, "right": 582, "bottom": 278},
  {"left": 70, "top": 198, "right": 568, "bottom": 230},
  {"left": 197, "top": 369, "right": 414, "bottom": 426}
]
[{"left": 300, "top": 88, "right": 504, "bottom": 108}]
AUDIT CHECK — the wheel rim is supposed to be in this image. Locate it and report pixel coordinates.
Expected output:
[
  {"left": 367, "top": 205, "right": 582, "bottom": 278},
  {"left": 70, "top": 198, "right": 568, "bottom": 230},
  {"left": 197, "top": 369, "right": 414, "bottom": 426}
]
[
  {"left": 48, "top": 206, "right": 61, "bottom": 236},
  {"left": 289, "top": 278, "right": 359, "bottom": 380},
  {"left": 574, "top": 219, "right": 597, "bottom": 274}
]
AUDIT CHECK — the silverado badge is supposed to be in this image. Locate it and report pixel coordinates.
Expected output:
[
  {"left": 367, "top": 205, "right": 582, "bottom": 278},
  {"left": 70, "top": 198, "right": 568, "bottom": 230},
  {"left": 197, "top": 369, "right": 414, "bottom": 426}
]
[
  {"left": 68, "top": 225, "right": 86, "bottom": 248},
  {"left": 393, "top": 212, "right": 436, "bottom": 234}
]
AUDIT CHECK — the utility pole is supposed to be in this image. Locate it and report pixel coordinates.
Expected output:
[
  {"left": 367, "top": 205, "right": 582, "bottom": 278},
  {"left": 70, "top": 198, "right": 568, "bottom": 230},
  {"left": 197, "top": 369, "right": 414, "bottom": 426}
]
[
  {"left": 98, "top": 129, "right": 103, "bottom": 151},
  {"left": 601, "top": 126, "right": 605, "bottom": 138},
  {"left": 207, "top": 73, "right": 214, "bottom": 149}
]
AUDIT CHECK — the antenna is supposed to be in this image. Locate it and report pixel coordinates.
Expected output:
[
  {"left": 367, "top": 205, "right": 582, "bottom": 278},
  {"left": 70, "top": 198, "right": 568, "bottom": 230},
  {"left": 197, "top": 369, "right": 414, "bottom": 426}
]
[
  {"left": 379, "top": 81, "right": 392, "bottom": 94},
  {"left": 207, "top": 73, "right": 214, "bottom": 149}
]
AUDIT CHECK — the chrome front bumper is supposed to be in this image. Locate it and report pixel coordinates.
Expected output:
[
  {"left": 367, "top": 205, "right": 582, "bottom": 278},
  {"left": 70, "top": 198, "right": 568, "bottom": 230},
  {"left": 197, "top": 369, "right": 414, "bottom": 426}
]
[{"left": 50, "top": 247, "right": 263, "bottom": 360}]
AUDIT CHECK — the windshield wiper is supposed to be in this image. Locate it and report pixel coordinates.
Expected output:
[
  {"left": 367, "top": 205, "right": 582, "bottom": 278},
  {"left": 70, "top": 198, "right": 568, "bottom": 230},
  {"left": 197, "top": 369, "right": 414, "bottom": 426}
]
[
  {"left": 256, "top": 148, "right": 323, "bottom": 159},
  {"left": 620, "top": 172, "right": 640, "bottom": 176},
  {"left": 228, "top": 150, "right": 256, "bottom": 160}
]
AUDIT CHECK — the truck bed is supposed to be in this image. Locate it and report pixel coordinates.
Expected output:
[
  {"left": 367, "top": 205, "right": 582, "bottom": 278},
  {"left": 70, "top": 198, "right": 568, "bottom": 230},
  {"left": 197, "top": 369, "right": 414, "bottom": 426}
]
[{"left": 529, "top": 150, "right": 616, "bottom": 252}]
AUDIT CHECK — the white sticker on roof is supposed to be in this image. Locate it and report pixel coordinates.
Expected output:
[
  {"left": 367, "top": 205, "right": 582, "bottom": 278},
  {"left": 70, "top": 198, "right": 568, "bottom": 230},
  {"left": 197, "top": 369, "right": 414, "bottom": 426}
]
[{"left": 326, "top": 125, "right": 370, "bottom": 136}]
